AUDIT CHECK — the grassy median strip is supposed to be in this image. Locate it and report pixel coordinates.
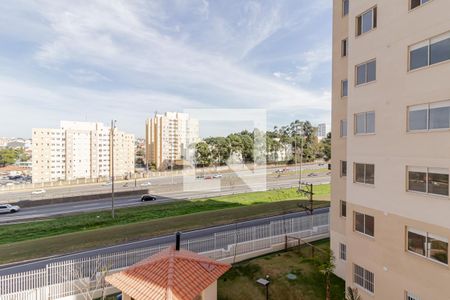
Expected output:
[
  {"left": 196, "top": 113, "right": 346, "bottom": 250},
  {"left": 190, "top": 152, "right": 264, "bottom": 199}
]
[
  {"left": 0, "top": 200, "right": 329, "bottom": 264},
  {"left": 0, "top": 185, "right": 330, "bottom": 264}
]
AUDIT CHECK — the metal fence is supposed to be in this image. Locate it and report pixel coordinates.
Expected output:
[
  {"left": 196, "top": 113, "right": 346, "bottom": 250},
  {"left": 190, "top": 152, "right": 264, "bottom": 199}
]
[{"left": 0, "top": 211, "right": 329, "bottom": 300}]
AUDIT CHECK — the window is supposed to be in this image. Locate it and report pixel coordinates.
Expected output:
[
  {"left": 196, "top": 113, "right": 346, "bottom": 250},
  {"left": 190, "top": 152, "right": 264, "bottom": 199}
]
[
  {"left": 340, "top": 243, "right": 347, "bottom": 260},
  {"left": 407, "top": 167, "right": 449, "bottom": 196},
  {"left": 355, "top": 111, "right": 375, "bottom": 134},
  {"left": 340, "top": 120, "right": 347, "bottom": 137},
  {"left": 406, "top": 291, "right": 420, "bottom": 300},
  {"left": 356, "top": 60, "right": 376, "bottom": 85},
  {"left": 408, "top": 101, "right": 450, "bottom": 131},
  {"left": 340, "top": 200, "right": 347, "bottom": 217},
  {"left": 354, "top": 212, "right": 374, "bottom": 237},
  {"left": 356, "top": 7, "right": 377, "bottom": 36},
  {"left": 407, "top": 227, "right": 448, "bottom": 265},
  {"left": 341, "top": 38, "right": 348, "bottom": 57},
  {"left": 342, "top": 0, "right": 349, "bottom": 16},
  {"left": 353, "top": 264, "right": 374, "bottom": 293},
  {"left": 354, "top": 163, "right": 375, "bottom": 184},
  {"left": 410, "top": 0, "right": 430, "bottom": 10},
  {"left": 340, "top": 161, "right": 347, "bottom": 177},
  {"left": 341, "top": 80, "right": 348, "bottom": 97},
  {"left": 409, "top": 32, "right": 450, "bottom": 70}
]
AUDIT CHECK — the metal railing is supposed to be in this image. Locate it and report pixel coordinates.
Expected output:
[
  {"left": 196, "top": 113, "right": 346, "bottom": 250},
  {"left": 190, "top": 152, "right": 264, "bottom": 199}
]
[{"left": 0, "top": 211, "right": 329, "bottom": 300}]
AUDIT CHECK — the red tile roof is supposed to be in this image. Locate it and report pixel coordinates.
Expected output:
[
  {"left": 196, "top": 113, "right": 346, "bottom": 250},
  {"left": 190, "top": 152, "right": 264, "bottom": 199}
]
[{"left": 106, "top": 247, "right": 231, "bottom": 300}]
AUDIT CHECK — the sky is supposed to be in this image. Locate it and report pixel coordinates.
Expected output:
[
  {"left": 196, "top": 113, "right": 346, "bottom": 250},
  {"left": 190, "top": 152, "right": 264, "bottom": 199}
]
[{"left": 0, "top": 0, "right": 332, "bottom": 138}]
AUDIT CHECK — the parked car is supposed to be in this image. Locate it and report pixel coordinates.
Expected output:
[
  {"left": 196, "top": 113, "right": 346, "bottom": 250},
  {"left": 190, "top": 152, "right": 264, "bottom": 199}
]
[
  {"left": 141, "top": 194, "right": 157, "bottom": 202},
  {"left": 140, "top": 182, "right": 152, "bottom": 186},
  {"left": 204, "top": 176, "right": 213, "bottom": 180},
  {"left": 307, "top": 173, "right": 318, "bottom": 177},
  {"left": 0, "top": 204, "right": 20, "bottom": 214},
  {"left": 31, "top": 189, "right": 46, "bottom": 195},
  {"left": 212, "top": 174, "right": 223, "bottom": 178},
  {"left": 196, "top": 175, "right": 204, "bottom": 179},
  {"left": 102, "top": 181, "right": 112, "bottom": 186}
]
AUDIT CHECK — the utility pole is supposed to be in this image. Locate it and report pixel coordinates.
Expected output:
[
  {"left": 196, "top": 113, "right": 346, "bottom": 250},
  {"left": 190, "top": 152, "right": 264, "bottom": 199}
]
[{"left": 111, "top": 120, "right": 116, "bottom": 219}]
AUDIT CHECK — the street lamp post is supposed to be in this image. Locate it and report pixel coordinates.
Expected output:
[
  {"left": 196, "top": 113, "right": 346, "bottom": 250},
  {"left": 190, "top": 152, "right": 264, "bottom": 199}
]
[{"left": 256, "top": 275, "right": 270, "bottom": 300}]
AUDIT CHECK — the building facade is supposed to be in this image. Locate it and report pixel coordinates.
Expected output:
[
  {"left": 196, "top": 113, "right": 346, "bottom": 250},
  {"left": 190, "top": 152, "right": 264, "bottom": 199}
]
[
  {"left": 145, "top": 112, "right": 199, "bottom": 170},
  {"left": 317, "top": 123, "right": 327, "bottom": 140},
  {"left": 32, "top": 121, "right": 134, "bottom": 183},
  {"left": 331, "top": 0, "right": 450, "bottom": 299}
]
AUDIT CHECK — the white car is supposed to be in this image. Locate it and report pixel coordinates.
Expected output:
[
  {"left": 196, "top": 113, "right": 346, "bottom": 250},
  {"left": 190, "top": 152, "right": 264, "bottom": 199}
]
[
  {"left": 212, "top": 174, "right": 223, "bottom": 178},
  {"left": 102, "top": 182, "right": 112, "bottom": 186},
  {"left": 31, "top": 189, "right": 46, "bottom": 195},
  {"left": 140, "top": 182, "right": 152, "bottom": 186},
  {"left": 0, "top": 204, "right": 20, "bottom": 214}
]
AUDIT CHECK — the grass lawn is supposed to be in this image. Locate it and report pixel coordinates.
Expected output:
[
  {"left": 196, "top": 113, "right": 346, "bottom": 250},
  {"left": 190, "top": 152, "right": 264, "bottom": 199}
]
[
  {"left": 0, "top": 185, "right": 330, "bottom": 264},
  {"left": 218, "top": 239, "right": 344, "bottom": 300}
]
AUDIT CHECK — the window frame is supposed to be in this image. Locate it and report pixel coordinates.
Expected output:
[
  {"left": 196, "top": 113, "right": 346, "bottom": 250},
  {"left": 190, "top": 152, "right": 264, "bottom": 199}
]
[
  {"left": 354, "top": 163, "right": 375, "bottom": 185},
  {"left": 356, "top": 6, "right": 377, "bottom": 37},
  {"left": 342, "top": 0, "right": 349, "bottom": 17},
  {"left": 354, "top": 212, "right": 375, "bottom": 237},
  {"left": 407, "top": 227, "right": 449, "bottom": 266},
  {"left": 340, "top": 160, "right": 347, "bottom": 177},
  {"left": 340, "top": 119, "right": 348, "bottom": 137},
  {"left": 409, "top": 31, "right": 450, "bottom": 71},
  {"left": 341, "top": 79, "right": 348, "bottom": 97},
  {"left": 341, "top": 38, "right": 348, "bottom": 57},
  {"left": 355, "top": 59, "right": 376, "bottom": 86},
  {"left": 339, "top": 243, "right": 347, "bottom": 260},
  {"left": 340, "top": 200, "right": 347, "bottom": 218},
  {"left": 409, "top": 0, "right": 432, "bottom": 11},
  {"left": 354, "top": 111, "right": 376, "bottom": 135},
  {"left": 353, "top": 264, "right": 375, "bottom": 294},
  {"left": 407, "top": 166, "right": 449, "bottom": 197}
]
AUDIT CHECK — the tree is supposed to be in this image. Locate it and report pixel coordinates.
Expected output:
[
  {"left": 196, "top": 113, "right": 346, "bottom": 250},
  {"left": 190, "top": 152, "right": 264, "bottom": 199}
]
[
  {"left": 320, "top": 132, "right": 331, "bottom": 161},
  {"left": 318, "top": 249, "right": 336, "bottom": 300},
  {"left": 345, "top": 287, "right": 361, "bottom": 300},
  {"left": 0, "top": 148, "right": 21, "bottom": 167},
  {"left": 195, "top": 142, "right": 211, "bottom": 167}
]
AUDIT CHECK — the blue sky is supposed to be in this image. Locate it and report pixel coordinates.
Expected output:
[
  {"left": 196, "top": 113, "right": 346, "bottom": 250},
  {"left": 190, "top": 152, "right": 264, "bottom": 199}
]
[{"left": 0, "top": 0, "right": 332, "bottom": 138}]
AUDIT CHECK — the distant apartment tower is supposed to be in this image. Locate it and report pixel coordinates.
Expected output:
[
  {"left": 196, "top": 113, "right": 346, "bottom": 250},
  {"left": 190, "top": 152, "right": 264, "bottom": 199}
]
[
  {"left": 331, "top": 1, "right": 450, "bottom": 299},
  {"left": 317, "top": 123, "right": 327, "bottom": 139},
  {"left": 145, "top": 112, "right": 199, "bottom": 170},
  {"left": 32, "top": 121, "right": 135, "bottom": 183}
]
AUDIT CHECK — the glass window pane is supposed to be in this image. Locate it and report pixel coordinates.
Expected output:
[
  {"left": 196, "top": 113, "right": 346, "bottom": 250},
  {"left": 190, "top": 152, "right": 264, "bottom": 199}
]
[
  {"left": 430, "top": 37, "right": 450, "bottom": 65},
  {"left": 408, "top": 231, "right": 426, "bottom": 256},
  {"left": 410, "top": 45, "right": 429, "bottom": 70},
  {"left": 366, "top": 112, "right": 375, "bottom": 133},
  {"left": 342, "top": 80, "right": 348, "bottom": 96},
  {"left": 429, "top": 106, "right": 450, "bottom": 129},
  {"left": 411, "top": 0, "right": 421, "bottom": 9},
  {"left": 341, "top": 160, "right": 347, "bottom": 177},
  {"left": 355, "top": 163, "right": 365, "bottom": 183},
  {"left": 341, "top": 200, "right": 347, "bottom": 217},
  {"left": 429, "top": 237, "right": 448, "bottom": 264},
  {"left": 343, "top": 0, "right": 349, "bottom": 16},
  {"left": 356, "top": 64, "right": 366, "bottom": 85},
  {"left": 428, "top": 172, "right": 449, "bottom": 196},
  {"left": 355, "top": 212, "right": 365, "bottom": 233},
  {"left": 367, "top": 60, "right": 376, "bottom": 82},
  {"left": 365, "top": 164, "right": 375, "bottom": 184},
  {"left": 365, "top": 215, "right": 374, "bottom": 236},
  {"left": 408, "top": 171, "right": 427, "bottom": 192},
  {"left": 408, "top": 108, "right": 428, "bottom": 130},
  {"left": 362, "top": 10, "right": 373, "bottom": 33},
  {"left": 355, "top": 113, "right": 366, "bottom": 134},
  {"left": 340, "top": 120, "right": 347, "bottom": 137}
]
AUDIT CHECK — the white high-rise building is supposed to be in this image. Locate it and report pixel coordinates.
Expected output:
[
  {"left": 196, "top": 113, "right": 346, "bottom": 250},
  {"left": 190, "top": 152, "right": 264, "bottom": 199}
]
[
  {"left": 32, "top": 121, "right": 135, "bottom": 183},
  {"left": 145, "top": 112, "right": 199, "bottom": 170},
  {"left": 317, "top": 123, "right": 327, "bottom": 139}
]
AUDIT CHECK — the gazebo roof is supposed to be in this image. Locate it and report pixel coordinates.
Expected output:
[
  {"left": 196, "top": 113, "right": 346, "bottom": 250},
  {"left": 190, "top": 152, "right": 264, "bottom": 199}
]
[{"left": 105, "top": 246, "right": 231, "bottom": 300}]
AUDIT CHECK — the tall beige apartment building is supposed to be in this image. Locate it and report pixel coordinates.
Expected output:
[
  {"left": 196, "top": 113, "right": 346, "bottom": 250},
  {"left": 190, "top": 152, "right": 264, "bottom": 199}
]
[
  {"left": 331, "top": 0, "right": 450, "bottom": 299},
  {"left": 145, "top": 112, "right": 199, "bottom": 170},
  {"left": 32, "top": 121, "right": 135, "bottom": 183}
]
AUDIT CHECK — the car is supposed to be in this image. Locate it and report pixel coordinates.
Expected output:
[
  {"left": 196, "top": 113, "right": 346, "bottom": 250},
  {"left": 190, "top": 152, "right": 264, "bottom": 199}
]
[
  {"left": 5, "top": 182, "right": 14, "bottom": 186},
  {"left": 196, "top": 175, "right": 204, "bottom": 179},
  {"left": 140, "top": 182, "right": 152, "bottom": 186},
  {"left": 307, "top": 173, "right": 318, "bottom": 177},
  {"left": 212, "top": 174, "right": 223, "bottom": 178},
  {"left": 0, "top": 204, "right": 20, "bottom": 214},
  {"left": 102, "top": 181, "right": 112, "bottom": 186},
  {"left": 31, "top": 189, "right": 46, "bottom": 195},
  {"left": 141, "top": 194, "right": 157, "bottom": 202},
  {"left": 204, "top": 176, "right": 213, "bottom": 180}
]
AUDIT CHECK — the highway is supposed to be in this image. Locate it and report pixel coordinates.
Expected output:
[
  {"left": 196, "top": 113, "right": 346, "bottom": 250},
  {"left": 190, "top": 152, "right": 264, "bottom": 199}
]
[
  {"left": 0, "top": 207, "right": 329, "bottom": 275},
  {"left": 0, "top": 172, "right": 330, "bottom": 223}
]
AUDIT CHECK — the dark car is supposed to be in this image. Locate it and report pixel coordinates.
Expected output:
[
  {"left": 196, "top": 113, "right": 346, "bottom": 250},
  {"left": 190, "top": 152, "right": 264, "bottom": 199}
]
[{"left": 141, "top": 195, "right": 157, "bottom": 202}]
